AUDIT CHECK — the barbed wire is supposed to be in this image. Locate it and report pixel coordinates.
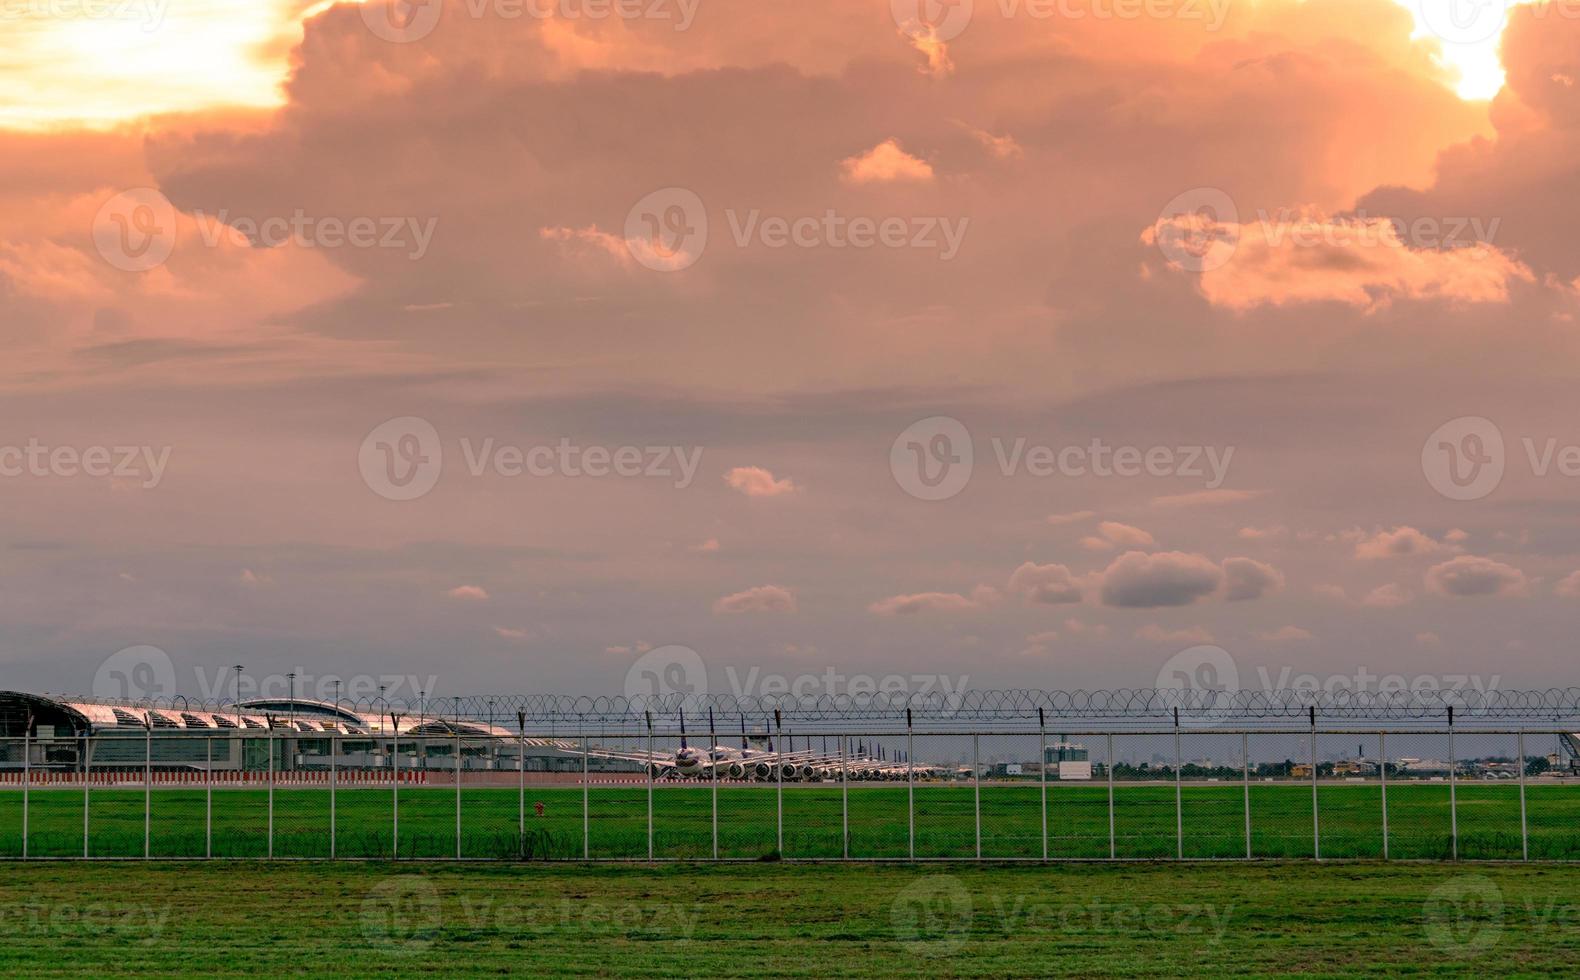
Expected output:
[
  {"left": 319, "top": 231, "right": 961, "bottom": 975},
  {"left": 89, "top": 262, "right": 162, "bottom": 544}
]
[{"left": 39, "top": 688, "right": 1580, "bottom": 727}]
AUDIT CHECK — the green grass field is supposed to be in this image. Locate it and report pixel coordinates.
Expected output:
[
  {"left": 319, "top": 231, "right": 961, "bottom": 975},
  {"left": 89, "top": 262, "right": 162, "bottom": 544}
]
[
  {"left": 2, "top": 782, "right": 1579, "bottom": 861},
  {"left": 0, "top": 861, "right": 1575, "bottom": 976}
]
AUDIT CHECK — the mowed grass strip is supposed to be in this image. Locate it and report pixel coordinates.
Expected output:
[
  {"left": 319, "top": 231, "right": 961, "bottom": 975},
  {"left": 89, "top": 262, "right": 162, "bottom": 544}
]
[
  {"left": 0, "top": 862, "right": 1576, "bottom": 976},
  {"left": 1, "top": 783, "right": 1577, "bottom": 861}
]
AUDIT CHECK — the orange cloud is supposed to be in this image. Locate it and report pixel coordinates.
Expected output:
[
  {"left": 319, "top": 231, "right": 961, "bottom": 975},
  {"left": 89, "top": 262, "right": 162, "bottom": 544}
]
[
  {"left": 1149, "top": 213, "right": 1534, "bottom": 311},
  {"left": 839, "top": 139, "right": 934, "bottom": 184},
  {"left": 713, "top": 585, "right": 797, "bottom": 614},
  {"left": 724, "top": 466, "right": 798, "bottom": 497}
]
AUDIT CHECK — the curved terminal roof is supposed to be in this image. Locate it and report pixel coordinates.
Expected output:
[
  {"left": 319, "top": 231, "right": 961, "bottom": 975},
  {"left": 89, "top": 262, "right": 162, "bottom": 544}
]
[{"left": 0, "top": 691, "right": 514, "bottom": 738}]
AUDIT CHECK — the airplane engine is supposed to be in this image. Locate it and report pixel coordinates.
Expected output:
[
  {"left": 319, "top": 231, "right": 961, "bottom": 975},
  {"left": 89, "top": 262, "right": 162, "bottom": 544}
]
[
  {"left": 752, "top": 762, "right": 772, "bottom": 780},
  {"left": 726, "top": 762, "right": 746, "bottom": 780},
  {"left": 648, "top": 762, "right": 665, "bottom": 779},
  {"left": 780, "top": 762, "right": 799, "bottom": 780}
]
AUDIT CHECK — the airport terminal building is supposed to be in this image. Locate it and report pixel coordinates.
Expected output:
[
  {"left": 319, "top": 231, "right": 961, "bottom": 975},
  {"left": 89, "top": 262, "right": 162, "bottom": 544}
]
[{"left": 0, "top": 691, "right": 641, "bottom": 774}]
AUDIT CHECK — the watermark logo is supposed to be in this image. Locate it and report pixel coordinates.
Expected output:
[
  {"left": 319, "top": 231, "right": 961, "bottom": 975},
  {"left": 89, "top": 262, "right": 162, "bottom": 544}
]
[
  {"left": 192, "top": 668, "right": 441, "bottom": 705},
  {"left": 621, "top": 188, "right": 969, "bottom": 270},
  {"left": 891, "top": 416, "right": 974, "bottom": 501},
  {"left": 362, "top": 0, "right": 699, "bottom": 40},
  {"left": 93, "top": 188, "right": 177, "bottom": 273},
  {"left": 625, "top": 187, "right": 708, "bottom": 272},
  {"left": 892, "top": 875, "right": 972, "bottom": 957},
  {"left": 0, "top": 0, "right": 169, "bottom": 29},
  {"left": 1152, "top": 187, "right": 1239, "bottom": 273},
  {"left": 1155, "top": 645, "right": 1239, "bottom": 730},
  {"left": 360, "top": 417, "right": 444, "bottom": 501},
  {"left": 191, "top": 210, "right": 438, "bottom": 261},
  {"left": 1418, "top": 0, "right": 1510, "bottom": 45},
  {"left": 1423, "top": 874, "right": 1504, "bottom": 957},
  {"left": 0, "top": 902, "right": 170, "bottom": 941},
  {"left": 1424, "top": 416, "right": 1580, "bottom": 501},
  {"left": 1421, "top": 416, "right": 1503, "bottom": 501},
  {"left": 0, "top": 439, "right": 171, "bottom": 488},
  {"left": 92, "top": 645, "right": 177, "bottom": 703},
  {"left": 891, "top": 0, "right": 973, "bottom": 42},
  {"left": 359, "top": 417, "right": 704, "bottom": 500},
  {"left": 362, "top": 877, "right": 443, "bottom": 953},
  {"left": 624, "top": 645, "right": 709, "bottom": 701},
  {"left": 361, "top": 0, "right": 443, "bottom": 41},
  {"left": 889, "top": 418, "right": 1234, "bottom": 500}
]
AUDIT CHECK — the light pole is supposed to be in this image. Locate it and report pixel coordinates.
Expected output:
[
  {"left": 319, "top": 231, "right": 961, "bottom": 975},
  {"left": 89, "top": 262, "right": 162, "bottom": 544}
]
[{"left": 232, "top": 665, "right": 244, "bottom": 728}]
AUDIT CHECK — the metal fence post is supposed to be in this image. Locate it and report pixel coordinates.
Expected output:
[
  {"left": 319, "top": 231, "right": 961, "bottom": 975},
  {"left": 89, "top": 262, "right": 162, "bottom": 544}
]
[
  {"left": 1376, "top": 730, "right": 1388, "bottom": 860},
  {"left": 204, "top": 735, "right": 213, "bottom": 860},
  {"left": 775, "top": 726, "right": 784, "bottom": 857},
  {"left": 584, "top": 727, "right": 590, "bottom": 859},
  {"left": 388, "top": 727, "right": 401, "bottom": 859},
  {"left": 391, "top": 733, "right": 400, "bottom": 861},
  {"left": 973, "top": 732, "right": 981, "bottom": 860},
  {"left": 516, "top": 716, "right": 526, "bottom": 860},
  {"left": 1106, "top": 733, "right": 1116, "bottom": 860},
  {"left": 268, "top": 729, "right": 275, "bottom": 859},
  {"left": 83, "top": 732, "right": 90, "bottom": 859},
  {"left": 1310, "top": 713, "right": 1320, "bottom": 861},
  {"left": 144, "top": 721, "right": 152, "bottom": 859},
  {"left": 22, "top": 727, "right": 30, "bottom": 860},
  {"left": 329, "top": 733, "right": 336, "bottom": 860},
  {"left": 1040, "top": 718, "right": 1048, "bottom": 862},
  {"left": 907, "top": 721, "right": 915, "bottom": 862},
  {"left": 1173, "top": 722, "right": 1183, "bottom": 861},
  {"left": 1518, "top": 730, "right": 1529, "bottom": 862},
  {"left": 454, "top": 728, "right": 462, "bottom": 860},
  {"left": 644, "top": 721, "right": 652, "bottom": 862},
  {"left": 841, "top": 733, "right": 849, "bottom": 860},
  {"left": 710, "top": 726, "right": 719, "bottom": 861},
  {"left": 1448, "top": 717, "right": 1459, "bottom": 861},
  {"left": 1242, "top": 731, "right": 1251, "bottom": 860}
]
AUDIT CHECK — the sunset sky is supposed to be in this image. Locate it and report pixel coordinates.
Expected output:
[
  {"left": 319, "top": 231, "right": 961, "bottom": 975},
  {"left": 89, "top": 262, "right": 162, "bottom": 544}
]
[{"left": 3, "top": 0, "right": 1580, "bottom": 703}]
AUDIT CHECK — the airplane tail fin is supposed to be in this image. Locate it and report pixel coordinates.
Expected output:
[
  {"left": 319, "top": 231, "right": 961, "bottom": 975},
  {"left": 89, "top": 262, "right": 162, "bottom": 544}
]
[{"left": 679, "top": 707, "right": 688, "bottom": 750}]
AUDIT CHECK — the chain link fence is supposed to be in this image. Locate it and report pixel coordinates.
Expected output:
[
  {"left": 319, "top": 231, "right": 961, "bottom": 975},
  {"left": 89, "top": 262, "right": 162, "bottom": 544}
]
[{"left": 0, "top": 728, "right": 1576, "bottom": 861}]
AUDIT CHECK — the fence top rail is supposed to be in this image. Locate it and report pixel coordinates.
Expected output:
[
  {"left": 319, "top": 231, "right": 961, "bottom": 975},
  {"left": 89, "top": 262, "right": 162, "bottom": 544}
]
[
  {"left": 15, "top": 725, "right": 1578, "bottom": 741},
  {"left": 25, "top": 687, "right": 1580, "bottom": 726}
]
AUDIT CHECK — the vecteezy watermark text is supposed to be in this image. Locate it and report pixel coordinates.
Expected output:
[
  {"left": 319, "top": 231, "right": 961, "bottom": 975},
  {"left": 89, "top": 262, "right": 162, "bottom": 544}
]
[
  {"left": 619, "top": 188, "right": 969, "bottom": 272},
  {"left": 622, "top": 645, "right": 970, "bottom": 710},
  {"left": 90, "top": 188, "right": 440, "bottom": 272},
  {"left": 0, "top": 439, "right": 170, "bottom": 489},
  {"left": 92, "top": 645, "right": 443, "bottom": 704},
  {"left": 361, "top": 877, "right": 700, "bottom": 954},
  {"left": 1156, "top": 644, "right": 1503, "bottom": 729},
  {"left": 890, "top": 0, "right": 1234, "bottom": 48},
  {"left": 0, "top": 902, "right": 170, "bottom": 942},
  {"left": 191, "top": 210, "right": 437, "bottom": 261},
  {"left": 890, "top": 875, "right": 1234, "bottom": 958},
  {"left": 359, "top": 417, "right": 704, "bottom": 501},
  {"left": 889, "top": 416, "right": 1234, "bottom": 501},
  {"left": 360, "top": 0, "right": 701, "bottom": 43},
  {"left": 0, "top": 0, "right": 166, "bottom": 28}
]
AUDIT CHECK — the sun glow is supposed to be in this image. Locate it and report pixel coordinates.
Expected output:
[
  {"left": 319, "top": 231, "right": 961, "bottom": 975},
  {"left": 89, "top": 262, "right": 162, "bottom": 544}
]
[
  {"left": 0, "top": 0, "right": 303, "bottom": 129},
  {"left": 0, "top": 0, "right": 1542, "bottom": 130},
  {"left": 1393, "top": 0, "right": 1539, "bottom": 101}
]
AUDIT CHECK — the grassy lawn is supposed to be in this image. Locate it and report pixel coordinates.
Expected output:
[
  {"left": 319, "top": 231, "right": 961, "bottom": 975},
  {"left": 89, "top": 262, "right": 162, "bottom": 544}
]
[
  {"left": 0, "top": 861, "right": 1576, "bottom": 976},
  {"left": 1, "top": 783, "right": 1577, "bottom": 861}
]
